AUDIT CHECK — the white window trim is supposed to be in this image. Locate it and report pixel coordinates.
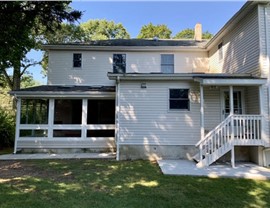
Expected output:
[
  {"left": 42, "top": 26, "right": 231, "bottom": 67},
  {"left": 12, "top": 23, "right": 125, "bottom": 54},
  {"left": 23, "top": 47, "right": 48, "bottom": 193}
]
[
  {"left": 168, "top": 88, "right": 190, "bottom": 112},
  {"left": 161, "top": 54, "right": 174, "bottom": 73},
  {"left": 73, "top": 53, "right": 82, "bottom": 69}
]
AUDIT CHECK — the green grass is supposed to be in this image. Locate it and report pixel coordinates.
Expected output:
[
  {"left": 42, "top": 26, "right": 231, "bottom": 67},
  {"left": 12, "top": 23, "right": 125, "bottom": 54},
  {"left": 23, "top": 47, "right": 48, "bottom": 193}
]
[{"left": 0, "top": 159, "right": 270, "bottom": 208}]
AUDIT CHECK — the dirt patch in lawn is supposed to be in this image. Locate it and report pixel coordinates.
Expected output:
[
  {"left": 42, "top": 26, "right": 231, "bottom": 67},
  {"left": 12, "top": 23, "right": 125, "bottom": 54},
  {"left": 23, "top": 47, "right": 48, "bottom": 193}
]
[{"left": 0, "top": 161, "right": 76, "bottom": 183}]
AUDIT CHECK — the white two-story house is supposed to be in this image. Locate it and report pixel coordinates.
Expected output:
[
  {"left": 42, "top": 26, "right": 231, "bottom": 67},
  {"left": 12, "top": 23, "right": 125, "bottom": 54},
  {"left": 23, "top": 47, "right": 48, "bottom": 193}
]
[{"left": 10, "top": 1, "right": 270, "bottom": 167}]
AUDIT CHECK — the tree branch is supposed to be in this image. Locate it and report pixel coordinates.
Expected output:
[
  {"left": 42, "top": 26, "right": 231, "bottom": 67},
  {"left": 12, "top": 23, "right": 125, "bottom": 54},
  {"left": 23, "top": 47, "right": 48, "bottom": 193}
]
[{"left": 20, "top": 61, "right": 42, "bottom": 77}]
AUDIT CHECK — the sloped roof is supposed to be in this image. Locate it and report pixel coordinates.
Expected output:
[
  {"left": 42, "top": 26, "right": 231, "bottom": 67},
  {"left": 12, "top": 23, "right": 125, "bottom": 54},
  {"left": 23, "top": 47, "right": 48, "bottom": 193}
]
[
  {"left": 43, "top": 39, "right": 208, "bottom": 50},
  {"left": 10, "top": 85, "right": 115, "bottom": 97}
]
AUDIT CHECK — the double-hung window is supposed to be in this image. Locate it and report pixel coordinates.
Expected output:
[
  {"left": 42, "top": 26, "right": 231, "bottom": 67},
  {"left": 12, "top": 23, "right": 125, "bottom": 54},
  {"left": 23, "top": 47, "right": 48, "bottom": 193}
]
[
  {"left": 161, "top": 54, "right": 174, "bottom": 73},
  {"left": 169, "top": 89, "right": 190, "bottom": 110},
  {"left": 113, "top": 54, "right": 126, "bottom": 73},
  {"left": 73, "top": 53, "right": 82, "bottom": 68}
]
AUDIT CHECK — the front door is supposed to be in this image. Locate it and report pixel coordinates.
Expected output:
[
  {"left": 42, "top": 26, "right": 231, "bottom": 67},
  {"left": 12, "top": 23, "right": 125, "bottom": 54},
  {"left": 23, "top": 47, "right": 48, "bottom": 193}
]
[{"left": 222, "top": 90, "right": 244, "bottom": 120}]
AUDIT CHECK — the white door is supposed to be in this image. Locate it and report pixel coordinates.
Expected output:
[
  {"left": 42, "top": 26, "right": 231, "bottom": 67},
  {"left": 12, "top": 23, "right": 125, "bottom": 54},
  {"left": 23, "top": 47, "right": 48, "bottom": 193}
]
[{"left": 221, "top": 90, "right": 244, "bottom": 120}]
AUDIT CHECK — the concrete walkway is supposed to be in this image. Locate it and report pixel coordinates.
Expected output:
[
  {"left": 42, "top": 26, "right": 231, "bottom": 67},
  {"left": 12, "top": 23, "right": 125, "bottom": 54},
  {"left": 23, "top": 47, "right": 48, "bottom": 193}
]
[
  {"left": 158, "top": 160, "right": 270, "bottom": 180},
  {"left": 0, "top": 153, "right": 116, "bottom": 160}
]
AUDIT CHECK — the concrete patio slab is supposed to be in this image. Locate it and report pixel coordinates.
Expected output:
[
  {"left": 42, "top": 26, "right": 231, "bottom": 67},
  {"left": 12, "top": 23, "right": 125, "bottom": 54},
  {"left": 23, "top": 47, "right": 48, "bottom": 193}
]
[
  {"left": 158, "top": 160, "right": 270, "bottom": 180},
  {"left": 0, "top": 153, "right": 116, "bottom": 160}
]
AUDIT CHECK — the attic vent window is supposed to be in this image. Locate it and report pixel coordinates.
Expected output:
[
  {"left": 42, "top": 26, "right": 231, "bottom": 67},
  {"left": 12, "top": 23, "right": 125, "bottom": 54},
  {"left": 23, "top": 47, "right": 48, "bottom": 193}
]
[
  {"left": 113, "top": 54, "right": 126, "bottom": 73},
  {"left": 73, "top": 53, "right": 82, "bottom": 68},
  {"left": 218, "top": 42, "right": 223, "bottom": 61}
]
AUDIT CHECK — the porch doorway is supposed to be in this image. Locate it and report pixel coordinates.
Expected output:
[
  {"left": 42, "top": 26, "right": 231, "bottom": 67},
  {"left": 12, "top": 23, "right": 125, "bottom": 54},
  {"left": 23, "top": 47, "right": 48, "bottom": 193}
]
[{"left": 221, "top": 90, "right": 244, "bottom": 120}]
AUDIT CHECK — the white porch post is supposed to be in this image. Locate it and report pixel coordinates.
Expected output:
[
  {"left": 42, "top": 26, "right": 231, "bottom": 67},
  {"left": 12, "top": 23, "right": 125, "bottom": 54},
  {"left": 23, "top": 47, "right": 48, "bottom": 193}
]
[
  {"left": 229, "top": 86, "right": 235, "bottom": 168},
  {"left": 82, "top": 99, "right": 88, "bottom": 140},
  {"left": 200, "top": 85, "right": 204, "bottom": 161},
  {"left": 48, "top": 99, "right": 54, "bottom": 139},
  {"left": 259, "top": 85, "right": 266, "bottom": 144},
  {"left": 229, "top": 86, "right": 234, "bottom": 115},
  {"left": 14, "top": 97, "right": 21, "bottom": 154}
]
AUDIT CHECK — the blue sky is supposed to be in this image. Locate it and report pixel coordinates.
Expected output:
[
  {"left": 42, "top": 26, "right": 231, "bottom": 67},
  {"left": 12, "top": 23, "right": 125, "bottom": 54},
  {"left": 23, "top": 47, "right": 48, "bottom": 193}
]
[{"left": 29, "top": 0, "right": 246, "bottom": 84}]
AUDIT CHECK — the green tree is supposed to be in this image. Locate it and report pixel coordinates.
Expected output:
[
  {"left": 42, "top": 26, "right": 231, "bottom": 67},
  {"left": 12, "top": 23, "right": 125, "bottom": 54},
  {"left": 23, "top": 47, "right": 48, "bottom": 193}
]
[
  {"left": 174, "top": 28, "right": 213, "bottom": 39},
  {"left": 0, "top": 1, "right": 82, "bottom": 91},
  {"left": 137, "top": 23, "right": 172, "bottom": 39},
  {"left": 80, "top": 19, "right": 130, "bottom": 41}
]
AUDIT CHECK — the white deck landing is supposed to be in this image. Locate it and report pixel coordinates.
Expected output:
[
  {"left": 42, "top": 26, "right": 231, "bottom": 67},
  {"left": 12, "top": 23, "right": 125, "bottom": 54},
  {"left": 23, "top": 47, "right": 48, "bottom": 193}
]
[{"left": 158, "top": 160, "right": 270, "bottom": 180}]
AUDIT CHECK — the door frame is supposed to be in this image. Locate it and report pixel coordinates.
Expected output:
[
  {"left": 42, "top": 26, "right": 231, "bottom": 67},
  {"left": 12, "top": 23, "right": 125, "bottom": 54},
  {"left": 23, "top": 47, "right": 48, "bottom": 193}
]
[{"left": 220, "top": 88, "right": 245, "bottom": 121}]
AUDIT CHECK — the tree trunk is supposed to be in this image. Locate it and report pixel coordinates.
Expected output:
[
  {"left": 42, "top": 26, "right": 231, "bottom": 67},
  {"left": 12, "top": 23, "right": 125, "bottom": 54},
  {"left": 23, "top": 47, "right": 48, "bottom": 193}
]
[{"left": 12, "top": 65, "right": 21, "bottom": 91}]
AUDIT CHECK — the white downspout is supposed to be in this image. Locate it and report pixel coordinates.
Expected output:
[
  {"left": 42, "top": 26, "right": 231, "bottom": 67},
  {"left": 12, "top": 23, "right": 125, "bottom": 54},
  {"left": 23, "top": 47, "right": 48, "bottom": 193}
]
[
  {"left": 199, "top": 85, "right": 204, "bottom": 162},
  {"left": 116, "top": 76, "right": 120, "bottom": 161}
]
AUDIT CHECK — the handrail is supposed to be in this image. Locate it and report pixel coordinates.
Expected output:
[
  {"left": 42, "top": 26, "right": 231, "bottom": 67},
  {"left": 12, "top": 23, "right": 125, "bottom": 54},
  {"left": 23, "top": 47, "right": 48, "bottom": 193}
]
[
  {"left": 195, "top": 114, "right": 263, "bottom": 167},
  {"left": 195, "top": 114, "right": 233, "bottom": 147}
]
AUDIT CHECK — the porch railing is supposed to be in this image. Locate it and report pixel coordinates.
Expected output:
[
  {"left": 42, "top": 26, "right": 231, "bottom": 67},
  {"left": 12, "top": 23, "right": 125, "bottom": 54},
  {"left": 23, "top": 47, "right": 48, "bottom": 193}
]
[{"left": 195, "top": 114, "right": 263, "bottom": 167}]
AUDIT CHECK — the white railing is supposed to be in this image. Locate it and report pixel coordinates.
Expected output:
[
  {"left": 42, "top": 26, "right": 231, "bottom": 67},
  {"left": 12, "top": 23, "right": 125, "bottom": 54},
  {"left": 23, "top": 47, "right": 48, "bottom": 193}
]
[{"left": 195, "top": 114, "right": 263, "bottom": 167}]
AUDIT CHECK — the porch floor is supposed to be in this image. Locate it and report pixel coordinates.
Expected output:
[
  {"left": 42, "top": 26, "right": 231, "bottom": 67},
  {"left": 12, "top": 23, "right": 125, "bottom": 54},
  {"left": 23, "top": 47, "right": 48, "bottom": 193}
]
[
  {"left": 0, "top": 153, "right": 116, "bottom": 160},
  {"left": 157, "top": 160, "right": 270, "bottom": 180}
]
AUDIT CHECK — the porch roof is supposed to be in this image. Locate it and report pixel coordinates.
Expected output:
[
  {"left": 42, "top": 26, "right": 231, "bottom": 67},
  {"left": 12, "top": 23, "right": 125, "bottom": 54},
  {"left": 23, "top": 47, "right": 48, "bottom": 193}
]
[
  {"left": 108, "top": 72, "right": 267, "bottom": 85},
  {"left": 193, "top": 74, "right": 267, "bottom": 86},
  {"left": 9, "top": 85, "right": 116, "bottom": 98}
]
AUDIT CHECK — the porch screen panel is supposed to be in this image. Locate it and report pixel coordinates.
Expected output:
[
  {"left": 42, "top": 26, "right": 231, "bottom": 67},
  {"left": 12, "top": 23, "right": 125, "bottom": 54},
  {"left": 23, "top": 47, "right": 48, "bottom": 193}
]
[
  {"left": 87, "top": 100, "right": 115, "bottom": 124},
  {"left": 20, "top": 99, "right": 49, "bottom": 124},
  {"left": 54, "top": 99, "right": 82, "bottom": 124}
]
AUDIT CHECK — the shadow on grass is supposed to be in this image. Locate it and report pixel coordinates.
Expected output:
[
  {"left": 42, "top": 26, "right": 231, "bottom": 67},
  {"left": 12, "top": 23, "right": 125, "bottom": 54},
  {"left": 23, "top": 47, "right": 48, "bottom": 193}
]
[{"left": 0, "top": 160, "right": 270, "bottom": 208}]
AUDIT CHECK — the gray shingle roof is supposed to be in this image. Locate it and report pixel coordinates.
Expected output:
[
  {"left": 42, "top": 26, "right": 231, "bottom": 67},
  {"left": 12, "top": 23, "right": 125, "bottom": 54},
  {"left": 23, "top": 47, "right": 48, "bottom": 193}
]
[
  {"left": 46, "top": 39, "right": 208, "bottom": 47},
  {"left": 10, "top": 85, "right": 115, "bottom": 94}
]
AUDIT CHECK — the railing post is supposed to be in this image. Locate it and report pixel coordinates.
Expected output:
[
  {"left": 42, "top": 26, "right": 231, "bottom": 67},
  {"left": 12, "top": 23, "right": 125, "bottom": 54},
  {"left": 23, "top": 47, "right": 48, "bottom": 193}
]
[{"left": 199, "top": 143, "right": 203, "bottom": 161}]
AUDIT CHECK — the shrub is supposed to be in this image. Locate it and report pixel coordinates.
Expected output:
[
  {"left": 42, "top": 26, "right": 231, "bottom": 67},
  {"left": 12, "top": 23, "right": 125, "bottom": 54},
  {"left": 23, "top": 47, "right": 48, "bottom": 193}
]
[{"left": 0, "top": 107, "right": 15, "bottom": 148}]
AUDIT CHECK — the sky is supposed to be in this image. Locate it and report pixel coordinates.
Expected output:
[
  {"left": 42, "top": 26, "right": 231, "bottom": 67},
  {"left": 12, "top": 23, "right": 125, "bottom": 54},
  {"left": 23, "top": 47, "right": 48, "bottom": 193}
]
[{"left": 28, "top": 0, "right": 246, "bottom": 84}]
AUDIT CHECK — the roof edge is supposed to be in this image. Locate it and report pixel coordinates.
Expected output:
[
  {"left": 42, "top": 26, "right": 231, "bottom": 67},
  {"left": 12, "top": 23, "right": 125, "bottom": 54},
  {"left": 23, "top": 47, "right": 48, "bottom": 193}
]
[{"left": 205, "top": 1, "right": 267, "bottom": 49}]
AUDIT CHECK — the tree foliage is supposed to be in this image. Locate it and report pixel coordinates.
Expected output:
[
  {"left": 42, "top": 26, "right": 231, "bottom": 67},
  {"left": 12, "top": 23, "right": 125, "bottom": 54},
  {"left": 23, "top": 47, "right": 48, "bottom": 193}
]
[
  {"left": 0, "top": 1, "right": 82, "bottom": 91},
  {"left": 80, "top": 19, "right": 130, "bottom": 41},
  {"left": 137, "top": 23, "right": 172, "bottom": 39},
  {"left": 174, "top": 28, "right": 213, "bottom": 39},
  {"left": 0, "top": 107, "right": 15, "bottom": 148}
]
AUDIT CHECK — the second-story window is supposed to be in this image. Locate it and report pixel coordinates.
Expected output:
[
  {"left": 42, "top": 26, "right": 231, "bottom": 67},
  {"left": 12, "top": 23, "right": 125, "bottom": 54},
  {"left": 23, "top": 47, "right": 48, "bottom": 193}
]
[
  {"left": 73, "top": 53, "right": 82, "bottom": 68},
  {"left": 113, "top": 54, "right": 126, "bottom": 73},
  {"left": 161, "top": 54, "right": 174, "bottom": 73}
]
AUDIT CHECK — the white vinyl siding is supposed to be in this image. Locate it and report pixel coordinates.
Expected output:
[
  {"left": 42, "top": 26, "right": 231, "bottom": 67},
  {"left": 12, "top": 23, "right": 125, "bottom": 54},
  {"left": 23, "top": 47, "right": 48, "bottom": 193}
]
[
  {"left": 119, "top": 81, "right": 200, "bottom": 145},
  {"left": 209, "top": 7, "right": 260, "bottom": 76},
  {"left": 48, "top": 51, "right": 115, "bottom": 86},
  {"left": 47, "top": 51, "right": 209, "bottom": 86},
  {"left": 204, "top": 88, "right": 221, "bottom": 131},
  {"left": 245, "top": 86, "right": 260, "bottom": 115}
]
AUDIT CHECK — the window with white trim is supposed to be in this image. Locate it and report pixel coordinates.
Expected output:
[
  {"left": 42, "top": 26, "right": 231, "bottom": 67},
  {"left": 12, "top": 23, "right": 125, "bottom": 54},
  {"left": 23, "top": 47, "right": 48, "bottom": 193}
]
[
  {"left": 113, "top": 54, "right": 126, "bottom": 73},
  {"left": 161, "top": 54, "right": 174, "bottom": 73},
  {"left": 169, "top": 89, "right": 189, "bottom": 110},
  {"left": 73, "top": 53, "right": 82, "bottom": 68}
]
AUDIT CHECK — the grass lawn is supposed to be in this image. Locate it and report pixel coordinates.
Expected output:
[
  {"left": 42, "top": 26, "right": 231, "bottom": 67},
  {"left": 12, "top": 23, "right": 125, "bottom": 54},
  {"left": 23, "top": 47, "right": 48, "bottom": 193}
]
[{"left": 0, "top": 159, "right": 270, "bottom": 208}]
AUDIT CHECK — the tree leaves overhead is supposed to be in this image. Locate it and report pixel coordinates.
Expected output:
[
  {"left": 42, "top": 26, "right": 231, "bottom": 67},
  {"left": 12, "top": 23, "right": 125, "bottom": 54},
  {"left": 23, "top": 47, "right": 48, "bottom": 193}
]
[
  {"left": 137, "top": 23, "right": 172, "bottom": 39},
  {"left": 80, "top": 19, "right": 130, "bottom": 41},
  {"left": 174, "top": 28, "right": 213, "bottom": 39},
  {"left": 0, "top": 1, "right": 82, "bottom": 91}
]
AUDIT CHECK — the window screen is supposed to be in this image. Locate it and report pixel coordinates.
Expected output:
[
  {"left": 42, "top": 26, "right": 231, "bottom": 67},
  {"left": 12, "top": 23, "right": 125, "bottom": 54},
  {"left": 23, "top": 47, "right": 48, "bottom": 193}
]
[
  {"left": 113, "top": 54, "right": 126, "bottom": 73},
  {"left": 161, "top": 54, "right": 174, "bottom": 73},
  {"left": 169, "top": 89, "right": 189, "bottom": 110},
  {"left": 73, "top": 53, "right": 82, "bottom": 68}
]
